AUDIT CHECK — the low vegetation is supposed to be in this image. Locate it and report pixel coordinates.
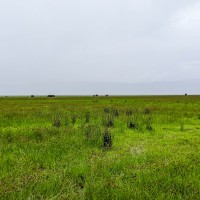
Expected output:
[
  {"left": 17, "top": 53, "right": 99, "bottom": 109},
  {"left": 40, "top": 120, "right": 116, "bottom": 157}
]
[{"left": 0, "top": 95, "right": 199, "bottom": 199}]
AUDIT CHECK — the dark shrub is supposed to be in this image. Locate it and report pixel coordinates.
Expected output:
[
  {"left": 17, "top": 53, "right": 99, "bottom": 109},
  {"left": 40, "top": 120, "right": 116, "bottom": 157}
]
[
  {"left": 144, "top": 108, "right": 151, "bottom": 114},
  {"left": 127, "top": 121, "right": 136, "bottom": 129},
  {"left": 71, "top": 115, "right": 76, "bottom": 125},
  {"left": 103, "top": 129, "right": 112, "bottom": 149},
  {"left": 85, "top": 112, "right": 90, "bottom": 123},
  {"left": 31, "top": 129, "right": 44, "bottom": 141},
  {"left": 112, "top": 109, "right": 119, "bottom": 117},
  {"left": 104, "top": 107, "right": 110, "bottom": 113},
  {"left": 103, "top": 115, "right": 114, "bottom": 127},
  {"left": 126, "top": 109, "right": 133, "bottom": 116},
  {"left": 84, "top": 124, "right": 102, "bottom": 147},
  {"left": 5, "top": 132, "right": 13, "bottom": 143},
  {"left": 52, "top": 116, "right": 61, "bottom": 128},
  {"left": 146, "top": 117, "right": 153, "bottom": 131}
]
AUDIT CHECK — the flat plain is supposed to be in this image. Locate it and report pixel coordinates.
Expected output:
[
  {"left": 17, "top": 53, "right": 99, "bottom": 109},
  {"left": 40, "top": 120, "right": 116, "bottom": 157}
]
[{"left": 0, "top": 96, "right": 200, "bottom": 199}]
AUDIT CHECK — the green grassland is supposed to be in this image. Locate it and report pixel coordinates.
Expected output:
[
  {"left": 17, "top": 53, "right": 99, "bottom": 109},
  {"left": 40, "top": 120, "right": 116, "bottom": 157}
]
[{"left": 0, "top": 96, "right": 200, "bottom": 199}]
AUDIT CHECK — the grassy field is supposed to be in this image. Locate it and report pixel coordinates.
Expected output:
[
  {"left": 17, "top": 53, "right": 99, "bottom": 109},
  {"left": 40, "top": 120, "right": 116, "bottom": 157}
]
[{"left": 0, "top": 95, "right": 199, "bottom": 199}]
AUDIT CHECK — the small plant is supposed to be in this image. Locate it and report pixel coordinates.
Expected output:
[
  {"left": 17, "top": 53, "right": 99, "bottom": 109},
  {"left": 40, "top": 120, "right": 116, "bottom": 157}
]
[
  {"left": 103, "top": 114, "right": 114, "bottom": 127},
  {"left": 64, "top": 116, "right": 69, "bottom": 126},
  {"left": 84, "top": 124, "right": 101, "bottom": 146},
  {"left": 77, "top": 175, "right": 85, "bottom": 189},
  {"left": 146, "top": 117, "right": 153, "bottom": 131},
  {"left": 52, "top": 115, "right": 61, "bottom": 128},
  {"left": 126, "top": 109, "right": 133, "bottom": 116},
  {"left": 146, "top": 123, "right": 153, "bottom": 131},
  {"left": 5, "top": 132, "right": 13, "bottom": 143},
  {"left": 103, "top": 128, "right": 112, "bottom": 149},
  {"left": 104, "top": 108, "right": 110, "bottom": 113},
  {"left": 112, "top": 109, "right": 119, "bottom": 117},
  {"left": 85, "top": 112, "right": 90, "bottom": 123},
  {"left": 71, "top": 115, "right": 76, "bottom": 125},
  {"left": 144, "top": 108, "right": 151, "bottom": 115},
  {"left": 127, "top": 121, "right": 136, "bottom": 129},
  {"left": 180, "top": 122, "right": 184, "bottom": 131},
  {"left": 31, "top": 128, "right": 44, "bottom": 141}
]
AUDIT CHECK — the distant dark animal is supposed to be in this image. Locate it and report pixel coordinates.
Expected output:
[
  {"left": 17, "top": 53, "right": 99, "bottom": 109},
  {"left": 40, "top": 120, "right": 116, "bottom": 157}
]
[
  {"left": 96, "top": 94, "right": 98, "bottom": 97},
  {"left": 47, "top": 95, "right": 56, "bottom": 98},
  {"left": 105, "top": 94, "right": 109, "bottom": 97},
  {"left": 31, "top": 95, "right": 34, "bottom": 98}
]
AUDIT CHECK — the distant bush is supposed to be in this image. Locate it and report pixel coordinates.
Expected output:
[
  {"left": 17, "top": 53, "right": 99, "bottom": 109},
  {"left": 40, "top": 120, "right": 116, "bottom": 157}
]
[{"left": 47, "top": 95, "right": 55, "bottom": 98}]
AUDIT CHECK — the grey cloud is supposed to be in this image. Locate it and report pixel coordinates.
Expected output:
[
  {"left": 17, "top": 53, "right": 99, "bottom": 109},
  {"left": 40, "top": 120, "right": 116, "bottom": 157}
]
[{"left": 0, "top": 0, "right": 200, "bottom": 94}]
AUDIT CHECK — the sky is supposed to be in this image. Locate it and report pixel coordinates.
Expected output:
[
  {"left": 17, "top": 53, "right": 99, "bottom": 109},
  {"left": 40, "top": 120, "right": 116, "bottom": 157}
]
[{"left": 0, "top": 0, "right": 200, "bottom": 95}]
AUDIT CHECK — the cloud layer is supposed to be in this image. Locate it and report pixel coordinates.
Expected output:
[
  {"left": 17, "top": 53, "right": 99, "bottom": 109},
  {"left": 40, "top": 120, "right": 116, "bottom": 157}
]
[{"left": 0, "top": 0, "right": 200, "bottom": 94}]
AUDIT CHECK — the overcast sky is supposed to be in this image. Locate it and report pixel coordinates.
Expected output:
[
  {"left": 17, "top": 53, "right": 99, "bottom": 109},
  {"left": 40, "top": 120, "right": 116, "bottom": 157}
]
[{"left": 0, "top": 0, "right": 200, "bottom": 94}]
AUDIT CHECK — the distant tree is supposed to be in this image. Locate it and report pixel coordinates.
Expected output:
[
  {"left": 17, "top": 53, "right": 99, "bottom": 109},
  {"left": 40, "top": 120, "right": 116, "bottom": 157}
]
[
  {"left": 105, "top": 94, "right": 109, "bottom": 97},
  {"left": 31, "top": 95, "right": 34, "bottom": 98},
  {"left": 185, "top": 93, "right": 187, "bottom": 96},
  {"left": 47, "top": 95, "right": 56, "bottom": 98}
]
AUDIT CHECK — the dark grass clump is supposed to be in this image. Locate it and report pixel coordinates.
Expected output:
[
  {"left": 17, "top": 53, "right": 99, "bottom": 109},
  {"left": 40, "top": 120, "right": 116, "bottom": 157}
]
[
  {"left": 126, "top": 109, "right": 133, "bottom": 116},
  {"left": 31, "top": 128, "right": 45, "bottom": 142},
  {"left": 85, "top": 112, "right": 90, "bottom": 123},
  {"left": 76, "top": 175, "right": 85, "bottom": 189},
  {"left": 112, "top": 109, "right": 119, "bottom": 117},
  {"left": 84, "top": 124, "right": 101, "bottom": 146},
  {"left": 180, "top": 122, "right": 184, "bottom": 131},
  {"left": 103, "top": 128, "right": 112, "bottom": 149},
  {"left": 52, "top": 115, "right": 62, "bottom": 128},
  {"left": 103, "top": 115, "right": 114, "bottom": 128},
  {"left": 4, "top": 132, "right": 14, "bottom": 143},
  {"left": 104, "top": 107, "right": 110, "bottom": 113},
  {"left": 146, "top": 117, "right": 153, "bottom": 131},
  {"left": 71, "top": 115, "right": 77, "bottom": 125},
  {"left": 127, "top": 121, "right": 136, "bottom": 129},
  {"left": 64, "top": 116, "right": 69, "bottom": 126},
  {"left": 144, "top": 108, "right": 151, "bottom": 115}
]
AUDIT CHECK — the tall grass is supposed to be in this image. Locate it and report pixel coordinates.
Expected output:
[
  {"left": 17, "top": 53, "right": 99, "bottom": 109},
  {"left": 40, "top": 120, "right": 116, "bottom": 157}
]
[{"left": 0, "top": 95, "right": 199, "bottom": 199}]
